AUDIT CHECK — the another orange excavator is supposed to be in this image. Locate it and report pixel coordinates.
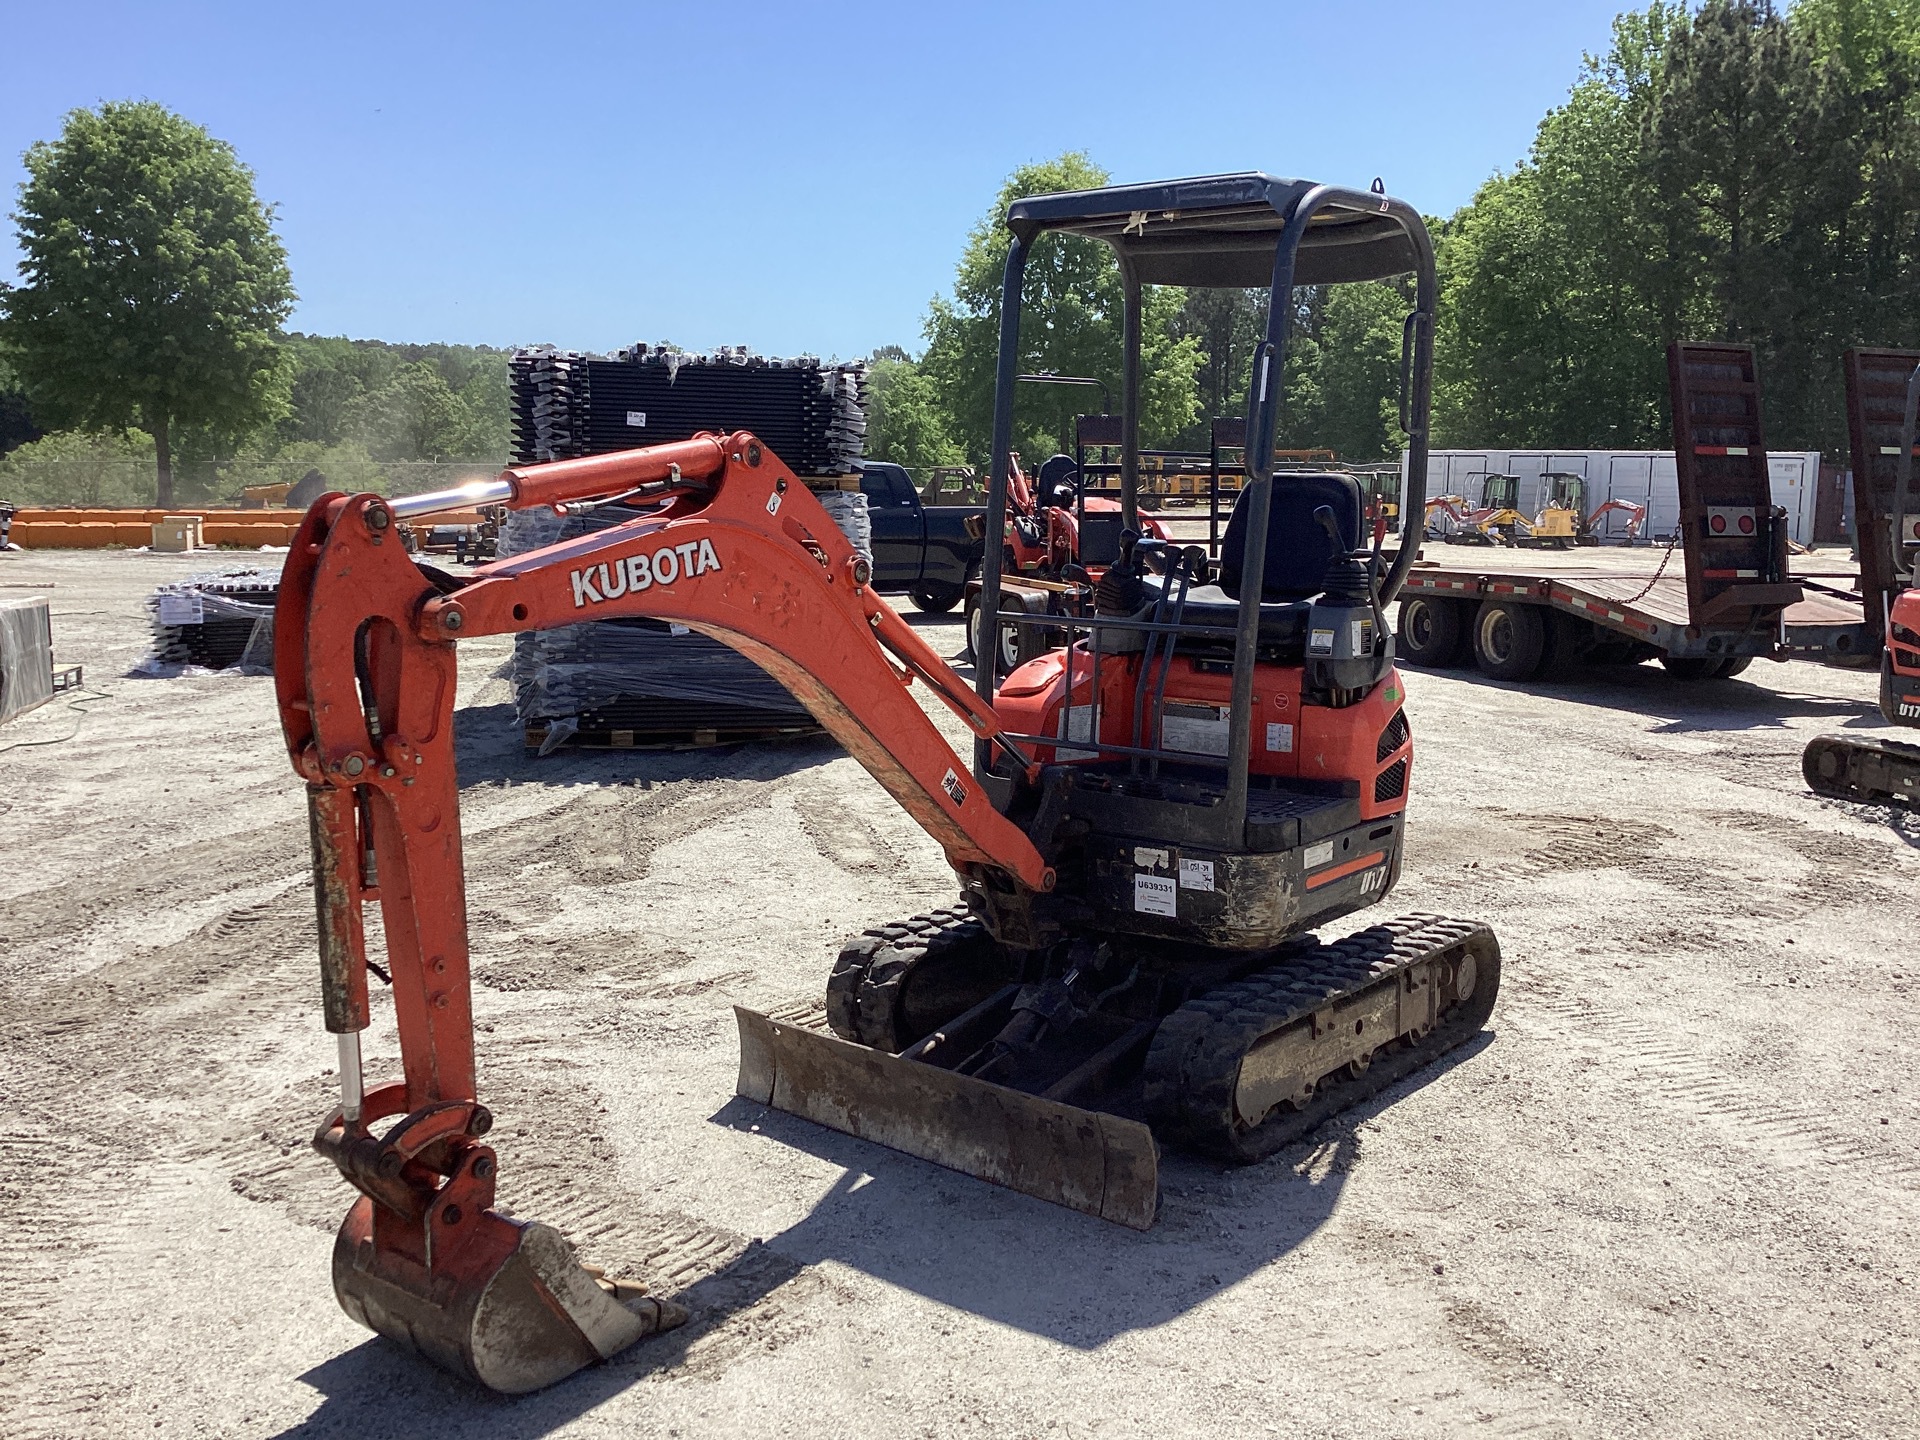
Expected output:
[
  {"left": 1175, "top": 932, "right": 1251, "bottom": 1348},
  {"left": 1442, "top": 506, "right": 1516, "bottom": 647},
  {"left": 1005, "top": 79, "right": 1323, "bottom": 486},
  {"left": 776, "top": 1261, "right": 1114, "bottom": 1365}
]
[{"left": 275, "top": 174, "right": 1499, "bottom": 1393}]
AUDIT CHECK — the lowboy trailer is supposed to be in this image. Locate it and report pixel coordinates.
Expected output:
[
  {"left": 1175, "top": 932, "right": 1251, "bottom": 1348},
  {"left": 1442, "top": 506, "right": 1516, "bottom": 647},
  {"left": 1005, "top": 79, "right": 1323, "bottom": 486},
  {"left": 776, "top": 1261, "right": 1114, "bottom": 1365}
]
[{"left": 1394, "top": 342, "right": 1874, "bottom": 683}]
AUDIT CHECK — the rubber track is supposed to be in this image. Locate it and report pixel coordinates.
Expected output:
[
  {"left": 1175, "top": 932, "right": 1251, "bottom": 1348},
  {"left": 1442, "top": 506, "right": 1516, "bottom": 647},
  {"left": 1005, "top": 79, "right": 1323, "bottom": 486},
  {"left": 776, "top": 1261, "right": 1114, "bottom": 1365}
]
[
  {"left": 1144, "top": 912, "right": 1501, "bottom": 1161},
  {"left": 825, "top": 904, "right": 987, "bottom": 1050},
  {"left": 1803, "top": 734, "right": 1920, "bottom": 809}
]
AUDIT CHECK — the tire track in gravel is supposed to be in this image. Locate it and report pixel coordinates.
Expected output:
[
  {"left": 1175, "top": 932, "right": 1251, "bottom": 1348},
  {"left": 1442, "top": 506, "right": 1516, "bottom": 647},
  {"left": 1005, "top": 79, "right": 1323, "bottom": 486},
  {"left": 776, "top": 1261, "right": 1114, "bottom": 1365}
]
[
  {"left": 0, "top": 1110, "right": 217, "bottom": 1439},
  {"left": 1230, "top": 1294, "right": 1592, "bottom": 1438},
  {"left": 1510, "top": 974, "right": 1917, "bottom": 1187},
  {"left": 0, "top": 824, "right": 309, "bottom": 989}
]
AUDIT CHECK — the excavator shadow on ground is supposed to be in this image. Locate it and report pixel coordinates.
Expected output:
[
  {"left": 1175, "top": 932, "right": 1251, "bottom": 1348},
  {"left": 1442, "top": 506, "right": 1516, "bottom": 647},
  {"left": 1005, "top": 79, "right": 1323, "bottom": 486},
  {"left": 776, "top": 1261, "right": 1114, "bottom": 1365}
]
[{"left": 273, "top": 1033, "right": 1491, "bottom": 1440}]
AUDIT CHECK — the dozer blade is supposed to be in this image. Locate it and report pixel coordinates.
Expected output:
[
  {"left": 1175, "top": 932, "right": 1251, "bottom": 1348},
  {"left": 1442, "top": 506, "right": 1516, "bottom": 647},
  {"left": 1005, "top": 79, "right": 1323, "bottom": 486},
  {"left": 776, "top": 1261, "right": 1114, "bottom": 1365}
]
[
  {"left": 734, "top": 1007, "right": 1159, "bottom": 1229},
  {"left": 331, "top": 1196, "right": 688, "bottom": 1394}
]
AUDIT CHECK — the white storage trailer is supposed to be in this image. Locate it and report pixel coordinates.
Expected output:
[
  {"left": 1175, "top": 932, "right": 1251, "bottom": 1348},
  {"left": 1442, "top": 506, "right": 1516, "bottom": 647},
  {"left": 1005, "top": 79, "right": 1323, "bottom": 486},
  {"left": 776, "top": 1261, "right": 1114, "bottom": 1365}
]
[{"left": 1401, "top": 448, "right": 1824, "bottom": 545}]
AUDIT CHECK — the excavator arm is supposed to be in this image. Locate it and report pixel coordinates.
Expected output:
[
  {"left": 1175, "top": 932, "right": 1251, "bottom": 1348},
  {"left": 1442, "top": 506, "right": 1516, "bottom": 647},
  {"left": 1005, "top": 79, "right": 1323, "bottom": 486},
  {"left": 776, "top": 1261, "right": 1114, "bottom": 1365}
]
[{"left": 273, "top": 431, "right": 1051, "bottom": 1391}]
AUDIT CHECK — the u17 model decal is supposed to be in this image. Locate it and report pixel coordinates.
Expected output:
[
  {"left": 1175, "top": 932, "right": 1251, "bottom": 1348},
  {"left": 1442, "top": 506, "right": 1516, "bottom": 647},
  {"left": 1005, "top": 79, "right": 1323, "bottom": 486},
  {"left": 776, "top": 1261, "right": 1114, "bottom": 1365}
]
[{"left": 571, "top": 539, "right": 722, "bottom": 608}]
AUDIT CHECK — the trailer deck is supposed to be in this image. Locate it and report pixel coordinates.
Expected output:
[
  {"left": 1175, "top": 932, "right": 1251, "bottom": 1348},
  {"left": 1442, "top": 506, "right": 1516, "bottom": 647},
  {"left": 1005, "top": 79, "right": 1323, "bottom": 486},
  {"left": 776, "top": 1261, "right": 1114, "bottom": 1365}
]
[{"left": 1398, "top": 550, "right": 1872, "bottom": 669}]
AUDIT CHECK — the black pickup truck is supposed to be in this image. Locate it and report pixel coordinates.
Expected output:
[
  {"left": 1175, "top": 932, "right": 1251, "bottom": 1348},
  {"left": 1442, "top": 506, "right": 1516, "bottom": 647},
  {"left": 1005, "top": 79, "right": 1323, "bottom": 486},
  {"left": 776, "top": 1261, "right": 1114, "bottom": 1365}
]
[{"left": 857, "top": 461, "right": 985, "bottom": 613}]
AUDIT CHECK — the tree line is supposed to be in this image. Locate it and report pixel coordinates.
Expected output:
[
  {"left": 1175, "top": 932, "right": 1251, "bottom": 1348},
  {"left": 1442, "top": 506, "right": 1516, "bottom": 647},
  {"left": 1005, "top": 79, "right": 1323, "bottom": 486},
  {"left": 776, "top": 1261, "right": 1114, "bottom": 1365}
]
[{"left": 871, "top": 0, "right": 1920, "bottom": 474}]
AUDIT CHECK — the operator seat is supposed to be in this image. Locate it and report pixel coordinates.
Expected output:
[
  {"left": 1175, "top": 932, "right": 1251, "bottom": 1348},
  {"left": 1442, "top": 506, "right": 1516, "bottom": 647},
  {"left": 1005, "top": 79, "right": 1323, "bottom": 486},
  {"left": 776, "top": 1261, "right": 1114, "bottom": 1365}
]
[
  {"left": 1035, "top": 453, "right": 1080, "bottom": 507},
  {"left": 1140, "top": 473, "right": 1364, "bottom": 647}
]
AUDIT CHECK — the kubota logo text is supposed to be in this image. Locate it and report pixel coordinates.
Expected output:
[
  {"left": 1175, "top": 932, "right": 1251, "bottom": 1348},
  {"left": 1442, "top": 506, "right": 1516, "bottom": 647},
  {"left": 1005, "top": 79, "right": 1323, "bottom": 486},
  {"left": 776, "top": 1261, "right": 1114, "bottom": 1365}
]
[{"left": 571, "top": 540, "right": 722, "bottom": 608}]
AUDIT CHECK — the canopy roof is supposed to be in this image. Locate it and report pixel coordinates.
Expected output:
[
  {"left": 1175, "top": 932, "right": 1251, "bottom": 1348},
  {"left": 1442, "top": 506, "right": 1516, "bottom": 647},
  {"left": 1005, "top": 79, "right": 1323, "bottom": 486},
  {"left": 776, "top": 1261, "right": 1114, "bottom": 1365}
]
[{"left": 1005, "top": 173, "right": 1420, "bottom": 288}]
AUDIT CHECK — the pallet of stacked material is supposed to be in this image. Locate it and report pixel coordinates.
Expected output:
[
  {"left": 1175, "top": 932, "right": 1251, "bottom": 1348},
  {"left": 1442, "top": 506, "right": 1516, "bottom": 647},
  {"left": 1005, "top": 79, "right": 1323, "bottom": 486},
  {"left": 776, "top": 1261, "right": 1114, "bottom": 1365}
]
[
  {"left": 141, "top": 569, "right": 279, "bottom": 672},
  {"left": 0, "top": 596, "right": 55, "bottom": 724},
  {"left": 509, "top": 346, "right": 590, "bottom": 463},
  {"left": 499, "top": 505, "right": 824, "bottom": 753},
  {"left": 508, "top": 344, "right": 866, "bottom": 477}
]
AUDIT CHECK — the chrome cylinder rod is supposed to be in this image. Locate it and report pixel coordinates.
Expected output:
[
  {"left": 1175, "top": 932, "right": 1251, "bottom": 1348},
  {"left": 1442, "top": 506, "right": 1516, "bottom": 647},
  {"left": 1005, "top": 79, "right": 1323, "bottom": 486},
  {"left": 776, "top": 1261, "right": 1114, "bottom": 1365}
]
[
  {"left": 388, "top": 478, "right": 514, "bottom": 519},
  {"left": 336, "top": 1030, "right": 365, "bottom": 1124}
]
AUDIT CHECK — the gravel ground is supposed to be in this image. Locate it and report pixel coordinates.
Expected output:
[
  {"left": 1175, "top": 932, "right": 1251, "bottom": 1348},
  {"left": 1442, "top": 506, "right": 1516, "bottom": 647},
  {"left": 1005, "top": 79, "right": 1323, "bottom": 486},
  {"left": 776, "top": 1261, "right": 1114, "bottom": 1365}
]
[{"left": 0, "top": 545, "right": 1913, "bottom": 1440}]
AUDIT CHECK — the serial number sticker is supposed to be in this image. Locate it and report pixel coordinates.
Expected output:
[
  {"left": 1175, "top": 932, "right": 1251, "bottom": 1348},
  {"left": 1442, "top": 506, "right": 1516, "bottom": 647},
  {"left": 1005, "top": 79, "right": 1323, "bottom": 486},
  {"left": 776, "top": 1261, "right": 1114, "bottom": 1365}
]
[
  {"left": 1160, "top": 702, "right": 1230, "bottom": 757},
  {"left": 1304, "top": 840, "right": 1335, "bottom": 870},
  {"left": 1134, "top": 873, "right": 1178, "bottom": 916},
  {"left": 625, "top": 410, "right": 647, "bottom": 427},
  {"left": 1265, "top": 722, "right": 1294, "bottom": 753},
  {"left": 1178, "top": 859, "right": 1215, "bottom": 892},
  {"left": 1133, "top": 846, "right": 1169, "bottom": 870}
]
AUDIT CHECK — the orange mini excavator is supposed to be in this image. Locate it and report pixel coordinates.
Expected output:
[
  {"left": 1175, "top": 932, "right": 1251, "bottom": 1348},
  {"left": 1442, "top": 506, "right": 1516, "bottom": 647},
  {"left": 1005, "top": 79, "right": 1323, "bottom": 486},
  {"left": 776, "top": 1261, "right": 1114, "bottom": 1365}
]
[{"left": 275, "top": 174, "right": 1501, "bottom": 1392}]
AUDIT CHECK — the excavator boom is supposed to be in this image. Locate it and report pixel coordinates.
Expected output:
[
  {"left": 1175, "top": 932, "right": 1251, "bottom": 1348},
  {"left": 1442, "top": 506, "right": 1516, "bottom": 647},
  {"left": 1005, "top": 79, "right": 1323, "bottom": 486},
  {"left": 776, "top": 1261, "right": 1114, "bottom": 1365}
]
[{"left": 275, "top": 431, "right": 1059, "bottom": 1391}]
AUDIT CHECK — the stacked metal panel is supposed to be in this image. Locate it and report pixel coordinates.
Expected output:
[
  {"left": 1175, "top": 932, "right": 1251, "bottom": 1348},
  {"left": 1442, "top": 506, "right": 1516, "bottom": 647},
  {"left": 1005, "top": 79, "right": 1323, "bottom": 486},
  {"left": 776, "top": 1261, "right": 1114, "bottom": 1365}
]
[
  {"left": 0, "top": 596, "right": 55, "bottom": 724},
  {"left": 508, "top": 347, "right": 590, "bottom": 463},
  {"left": 509, "top": 344, "right": 867, "bottom": 476},
  {"left": 497, "top": 506, "right": 818, "bottom": 753},
  {"left": 141, "top": 570, "right": 279, "bottom": 672}
]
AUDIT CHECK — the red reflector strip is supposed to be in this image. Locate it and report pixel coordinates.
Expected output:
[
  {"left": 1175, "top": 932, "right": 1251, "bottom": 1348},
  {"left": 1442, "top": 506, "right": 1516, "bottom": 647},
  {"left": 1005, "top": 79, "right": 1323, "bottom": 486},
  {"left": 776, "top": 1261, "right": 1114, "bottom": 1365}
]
[
  {"left": 1305, "top": 850, "right": 1387, "bottom": 891},
  {"left": 1695, "top": 445, "right": 1750, "bottom": 456}
]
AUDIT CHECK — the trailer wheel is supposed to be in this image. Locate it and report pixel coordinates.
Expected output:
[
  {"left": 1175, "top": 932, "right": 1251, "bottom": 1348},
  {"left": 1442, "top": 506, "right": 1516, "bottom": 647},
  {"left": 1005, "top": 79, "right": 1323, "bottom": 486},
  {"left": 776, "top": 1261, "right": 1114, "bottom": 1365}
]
[
  {"left": 1536, "top": 609, "right": 1591, "bottom": 680},
  {"left": 1718, "top": 656, "right": 1753, "bottom": 678},
  {"left": 964, "top": 593, "right": 1021, "bottom": 675},
  {"left": 1396, "top": 595, "right": 1469, "bottom": 667},
  {"left": 1472, "top": 599, "right": 1547, "bottom": 680}
]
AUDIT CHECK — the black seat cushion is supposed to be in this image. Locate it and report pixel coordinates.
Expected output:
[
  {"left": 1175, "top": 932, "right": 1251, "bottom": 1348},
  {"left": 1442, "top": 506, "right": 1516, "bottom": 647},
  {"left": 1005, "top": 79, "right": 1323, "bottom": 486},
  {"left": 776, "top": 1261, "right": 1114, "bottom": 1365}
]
[
  {"left": 1138, "top": 578, "right": 1310, "bottom": 647},
  {"left": 1218, "top": 473, "right": 1363, "bottom": 602}
]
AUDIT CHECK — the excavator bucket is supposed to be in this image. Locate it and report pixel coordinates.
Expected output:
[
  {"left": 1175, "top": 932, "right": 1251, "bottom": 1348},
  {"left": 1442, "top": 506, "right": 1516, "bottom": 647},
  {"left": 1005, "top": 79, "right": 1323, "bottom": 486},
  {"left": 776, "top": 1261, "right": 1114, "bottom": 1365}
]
[
  {"left": 331, "top": 1197, "right": 688, "bottom": 1394},
  {"left": 733, "top": 1007, "right": 1160, "bottom": 1229}
]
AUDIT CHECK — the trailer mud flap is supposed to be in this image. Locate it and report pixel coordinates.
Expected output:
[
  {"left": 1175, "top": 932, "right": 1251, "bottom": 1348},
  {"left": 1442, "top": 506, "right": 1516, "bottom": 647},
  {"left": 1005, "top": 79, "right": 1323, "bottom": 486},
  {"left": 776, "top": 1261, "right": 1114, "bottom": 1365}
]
[{"left": 734, "top": 1007, "right": 1159, "bottom": 1229}]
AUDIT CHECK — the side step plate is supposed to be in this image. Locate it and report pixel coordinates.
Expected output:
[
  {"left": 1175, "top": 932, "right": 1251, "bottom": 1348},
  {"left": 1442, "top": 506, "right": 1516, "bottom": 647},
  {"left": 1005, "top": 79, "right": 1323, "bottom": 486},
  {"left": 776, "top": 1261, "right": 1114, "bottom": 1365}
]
[{"left": 734, "top": 1007, "right": 1159, "bottom": 1229}]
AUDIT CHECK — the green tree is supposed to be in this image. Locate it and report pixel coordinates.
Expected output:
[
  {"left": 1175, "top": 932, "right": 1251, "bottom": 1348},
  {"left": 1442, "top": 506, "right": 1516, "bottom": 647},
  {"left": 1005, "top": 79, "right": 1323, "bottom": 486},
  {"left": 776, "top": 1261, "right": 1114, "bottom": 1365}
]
[
  {"left": 1434, "top": 4, "right": 1691, "bottom": 449},
  {"left": 920, "top": 153, "right": 1200, "bottom": 467},
  {"left": 350, "top": 361, "right": 469, "bottom": 461},
  {"left": 1647, "top": 0, "right": 1854, "bottom": 445},
  {"left": 0, "top": 102, "right": 295, "bottom": 505},
  {"left": 865, "top": 354, "right": 965, "bottom": 473},
  {"left": 1173, "top": 287, "right": 1267, "bottom": 444},
  {"left": 1433, "top": 0, "right": 1920, "bottom": 454}
]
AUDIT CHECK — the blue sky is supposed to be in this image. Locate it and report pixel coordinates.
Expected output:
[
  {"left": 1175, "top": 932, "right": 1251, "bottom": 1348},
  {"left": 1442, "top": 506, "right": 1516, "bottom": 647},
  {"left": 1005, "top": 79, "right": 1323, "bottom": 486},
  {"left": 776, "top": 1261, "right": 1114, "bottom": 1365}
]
[{"left": 2, "top": 1, "right": 1632, "bottom": 357}]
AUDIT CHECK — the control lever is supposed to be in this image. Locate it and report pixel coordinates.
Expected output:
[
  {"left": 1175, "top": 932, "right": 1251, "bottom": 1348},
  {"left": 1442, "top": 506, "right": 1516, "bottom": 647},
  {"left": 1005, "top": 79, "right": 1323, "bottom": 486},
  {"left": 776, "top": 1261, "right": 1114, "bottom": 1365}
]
[{"left": 1313, "top": 504, "right": 1388, "bottom": 657}]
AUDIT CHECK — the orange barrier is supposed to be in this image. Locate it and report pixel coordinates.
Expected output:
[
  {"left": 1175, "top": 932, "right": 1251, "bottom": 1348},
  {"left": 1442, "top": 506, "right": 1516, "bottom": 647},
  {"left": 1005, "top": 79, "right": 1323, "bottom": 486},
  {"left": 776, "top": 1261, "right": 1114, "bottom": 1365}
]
[{"left": 11, "top": 507, "right": 305, "bottom": 549}]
